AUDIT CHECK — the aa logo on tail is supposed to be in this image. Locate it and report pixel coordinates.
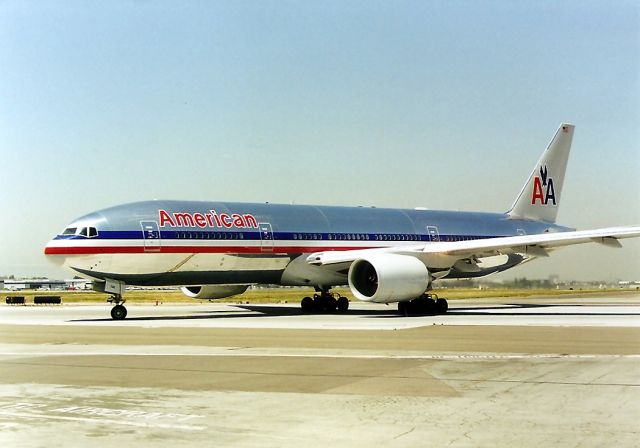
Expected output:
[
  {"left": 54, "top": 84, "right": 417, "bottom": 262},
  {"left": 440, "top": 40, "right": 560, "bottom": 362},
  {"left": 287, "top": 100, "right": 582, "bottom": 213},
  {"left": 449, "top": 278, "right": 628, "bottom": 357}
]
[{"left": 531, "top": 165, "right": 556, "bottom": 206}]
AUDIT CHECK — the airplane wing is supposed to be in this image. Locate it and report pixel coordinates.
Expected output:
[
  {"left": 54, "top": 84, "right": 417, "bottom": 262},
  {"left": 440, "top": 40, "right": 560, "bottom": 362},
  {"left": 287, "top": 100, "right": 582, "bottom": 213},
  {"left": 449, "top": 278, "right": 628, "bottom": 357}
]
[{"left": 306, "top": 226, "right": 640, "bottom": 267}]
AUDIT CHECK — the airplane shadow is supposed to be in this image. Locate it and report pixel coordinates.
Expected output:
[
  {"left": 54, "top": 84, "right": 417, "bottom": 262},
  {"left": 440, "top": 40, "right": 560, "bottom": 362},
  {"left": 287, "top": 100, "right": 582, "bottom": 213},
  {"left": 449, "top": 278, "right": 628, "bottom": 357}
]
[
  {"left": 70, "top": 302, "right": 640, "bottom": 323},
  {"left": 235, "top": 304, "right": 398, "bottom": 316},
  {"left": 371, "top": 303, "right": 640, "bottom": 318},
  {"left": 70, "top": 304, "right": 397, "bottom": 322}
]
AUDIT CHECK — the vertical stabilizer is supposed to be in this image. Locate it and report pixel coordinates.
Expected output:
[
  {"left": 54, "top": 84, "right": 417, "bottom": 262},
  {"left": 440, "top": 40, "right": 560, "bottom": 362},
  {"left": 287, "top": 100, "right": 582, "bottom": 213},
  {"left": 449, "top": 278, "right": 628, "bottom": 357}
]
[{"left": 507, "top": 123, "right": 574, "bottom": 223}]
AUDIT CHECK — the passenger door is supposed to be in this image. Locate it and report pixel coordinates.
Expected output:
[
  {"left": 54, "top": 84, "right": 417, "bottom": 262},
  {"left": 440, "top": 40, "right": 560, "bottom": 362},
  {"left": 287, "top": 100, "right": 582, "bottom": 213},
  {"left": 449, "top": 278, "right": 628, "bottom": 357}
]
[
  {"left": 259, "top": 223, "right": 274, "bottom": 252},
  {"left": 427, "top": 226, "right": 440, "bottom": 242},
  {"left": 141, "top": 221, "right": 161, "bottom": 252}
]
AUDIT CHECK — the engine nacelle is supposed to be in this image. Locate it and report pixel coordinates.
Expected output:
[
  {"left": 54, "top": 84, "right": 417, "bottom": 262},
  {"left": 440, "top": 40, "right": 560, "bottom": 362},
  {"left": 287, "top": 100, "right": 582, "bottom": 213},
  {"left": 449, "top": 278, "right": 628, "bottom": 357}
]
[
  {"left": 181, "top": 285, "right": 249, "bottom": 300},
  {"left": 348, "top": 254, "right": 430, "bottom": 303}
]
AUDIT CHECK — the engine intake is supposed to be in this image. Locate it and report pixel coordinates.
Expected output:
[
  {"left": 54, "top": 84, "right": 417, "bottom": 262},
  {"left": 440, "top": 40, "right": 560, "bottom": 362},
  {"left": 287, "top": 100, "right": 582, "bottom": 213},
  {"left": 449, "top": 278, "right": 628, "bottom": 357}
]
[
  {"left": 348, "top": 254, "right": 430, "bottom": 303},
  {"left": 181, "top": 285, "right": 249, "bottom": 300}
]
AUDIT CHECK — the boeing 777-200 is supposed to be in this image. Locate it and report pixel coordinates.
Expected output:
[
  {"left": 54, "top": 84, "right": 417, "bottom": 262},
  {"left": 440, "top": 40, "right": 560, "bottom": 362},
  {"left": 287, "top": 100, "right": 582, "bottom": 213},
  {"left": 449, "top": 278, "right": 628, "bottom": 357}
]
[{"left": 45, "top": 124, "right": 640, "bottom": 319}]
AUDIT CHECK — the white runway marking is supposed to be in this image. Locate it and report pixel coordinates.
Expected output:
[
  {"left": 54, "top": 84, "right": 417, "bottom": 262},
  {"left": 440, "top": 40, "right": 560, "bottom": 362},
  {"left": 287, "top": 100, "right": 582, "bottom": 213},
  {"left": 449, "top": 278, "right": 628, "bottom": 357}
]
[{"left": 0, "top": 402, "right": 205, "bottom": 431}]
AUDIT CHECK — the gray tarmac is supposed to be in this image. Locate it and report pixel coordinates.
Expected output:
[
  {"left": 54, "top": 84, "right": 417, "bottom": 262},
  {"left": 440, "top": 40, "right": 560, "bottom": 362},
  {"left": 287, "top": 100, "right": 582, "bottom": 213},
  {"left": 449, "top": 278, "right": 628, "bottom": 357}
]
[{"left": 0, "top": 293, "right": 639, "bottom": 447}]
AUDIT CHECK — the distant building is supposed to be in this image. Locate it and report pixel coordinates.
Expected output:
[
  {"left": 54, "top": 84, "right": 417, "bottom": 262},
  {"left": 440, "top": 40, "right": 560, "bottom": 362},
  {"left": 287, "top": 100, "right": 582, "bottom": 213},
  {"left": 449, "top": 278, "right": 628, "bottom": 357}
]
[{"left": 2, "top": 279, "right": 91, "bottom": 291}]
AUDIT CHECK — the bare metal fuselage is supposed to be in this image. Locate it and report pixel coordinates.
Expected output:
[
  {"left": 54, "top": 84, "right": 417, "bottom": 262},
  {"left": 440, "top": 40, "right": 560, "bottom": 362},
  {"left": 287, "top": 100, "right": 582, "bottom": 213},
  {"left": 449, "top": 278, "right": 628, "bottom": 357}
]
[{"left": 45, "top": 200, "right": 566, "bottom": 288}]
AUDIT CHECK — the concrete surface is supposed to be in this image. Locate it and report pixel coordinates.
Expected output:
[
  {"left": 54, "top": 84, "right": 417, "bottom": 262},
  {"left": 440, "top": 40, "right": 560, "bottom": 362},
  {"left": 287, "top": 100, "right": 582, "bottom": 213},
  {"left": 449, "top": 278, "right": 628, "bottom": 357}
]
[
  {"left": 0, "top": 294, "right": 638, "bottom": 447},
  {"left": 0, "top": 294, "right": 639, "bottom": 328}
]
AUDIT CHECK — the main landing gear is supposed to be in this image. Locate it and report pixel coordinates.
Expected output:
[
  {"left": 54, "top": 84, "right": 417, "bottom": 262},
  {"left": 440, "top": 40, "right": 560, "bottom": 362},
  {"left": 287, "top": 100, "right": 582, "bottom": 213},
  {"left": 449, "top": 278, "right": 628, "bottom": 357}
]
[
  {"left": 108, "top": 294, "right": 127, "bottom": 320},
  {"left": 300, "top": 291, "right": 349, "bottom": 313},
  {"left": 397, "top": 294, "right": 448, "bottom": 316}
]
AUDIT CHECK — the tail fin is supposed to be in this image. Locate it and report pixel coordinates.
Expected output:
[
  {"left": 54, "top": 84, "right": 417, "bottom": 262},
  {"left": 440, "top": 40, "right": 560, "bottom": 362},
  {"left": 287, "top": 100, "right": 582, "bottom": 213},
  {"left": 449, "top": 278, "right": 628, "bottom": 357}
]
[{"left": 507, "top": 123, "right": 575, "bottom": 223}]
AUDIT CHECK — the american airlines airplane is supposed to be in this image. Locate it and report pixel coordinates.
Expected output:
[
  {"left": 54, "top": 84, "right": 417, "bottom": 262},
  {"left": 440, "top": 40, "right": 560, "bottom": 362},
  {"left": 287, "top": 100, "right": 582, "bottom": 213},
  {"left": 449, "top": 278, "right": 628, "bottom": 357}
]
[{"left": 45, "top": 124, "right": 640, "bottom": 319}]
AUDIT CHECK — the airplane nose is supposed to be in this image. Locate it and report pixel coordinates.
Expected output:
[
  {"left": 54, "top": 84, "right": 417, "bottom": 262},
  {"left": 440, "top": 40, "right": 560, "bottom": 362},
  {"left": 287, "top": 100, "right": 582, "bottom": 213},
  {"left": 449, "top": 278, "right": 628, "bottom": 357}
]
[{"left": 44, "top": 239, "right": 65, "bottom": 265}]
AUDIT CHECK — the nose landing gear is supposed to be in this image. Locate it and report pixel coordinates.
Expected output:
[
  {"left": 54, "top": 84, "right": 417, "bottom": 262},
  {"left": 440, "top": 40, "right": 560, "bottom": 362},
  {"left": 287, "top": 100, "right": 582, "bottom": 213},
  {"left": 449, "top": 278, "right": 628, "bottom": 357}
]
[{"left": 108, "top": 294, "right": 127, "bottom": 320}]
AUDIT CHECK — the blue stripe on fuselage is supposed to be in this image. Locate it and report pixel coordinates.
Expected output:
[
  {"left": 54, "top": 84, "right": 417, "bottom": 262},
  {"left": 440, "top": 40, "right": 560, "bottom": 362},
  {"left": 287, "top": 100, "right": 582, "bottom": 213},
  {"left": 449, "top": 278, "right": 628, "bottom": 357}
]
[{"left": 54, "top": 229, "right": 501, "bottom": 243}]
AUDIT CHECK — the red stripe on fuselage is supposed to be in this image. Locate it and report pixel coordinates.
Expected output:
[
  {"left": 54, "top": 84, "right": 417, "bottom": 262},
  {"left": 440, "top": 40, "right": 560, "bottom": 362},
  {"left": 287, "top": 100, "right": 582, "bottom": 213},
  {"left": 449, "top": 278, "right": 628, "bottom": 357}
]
[{"left": 44, "top": 245, "right": 379, "bottom": 255}]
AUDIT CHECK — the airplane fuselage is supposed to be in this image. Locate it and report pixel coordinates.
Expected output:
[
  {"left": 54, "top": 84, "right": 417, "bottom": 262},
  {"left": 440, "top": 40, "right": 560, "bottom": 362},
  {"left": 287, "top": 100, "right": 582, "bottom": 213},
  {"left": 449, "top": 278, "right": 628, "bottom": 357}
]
[{"left": 45, "top": 200, "right": 570, "bottom": 288}]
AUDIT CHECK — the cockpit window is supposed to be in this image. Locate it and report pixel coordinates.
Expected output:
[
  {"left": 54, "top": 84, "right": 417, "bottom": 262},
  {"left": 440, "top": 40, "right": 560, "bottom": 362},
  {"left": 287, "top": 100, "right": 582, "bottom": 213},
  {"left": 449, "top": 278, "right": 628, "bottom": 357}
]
[{"left": 62, "top": 226, "right": 98, "bottom": 238}]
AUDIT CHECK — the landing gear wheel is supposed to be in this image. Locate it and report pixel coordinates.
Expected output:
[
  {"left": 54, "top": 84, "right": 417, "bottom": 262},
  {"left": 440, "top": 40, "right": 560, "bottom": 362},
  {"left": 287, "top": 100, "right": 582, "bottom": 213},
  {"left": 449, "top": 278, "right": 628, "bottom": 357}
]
[
  {"left": 398, "top": 301, "right": 409, "bottom": 316},
  {"left": 435, "top": 298, "right": 449, "bottom": 314},
  {"left": 397, "top": 295, "right": 444, "bottom": 316},
  {"left": 111, "top": 304, "right": 127, "bottom": 320},
  {"left": 423, "top": 298, "right": 436, "bottom": 315},
  {"left": 301, "top": 296, "right": 314, "bottom": 312},
  {"left": 313, "top": 295, "right": 325, "bottom": 312},
  {"left": 336, "top": 296, "right": 349, "bottom": 312},
  {"left": 326, "top": 296, "right": 337, "bottom": 312}
]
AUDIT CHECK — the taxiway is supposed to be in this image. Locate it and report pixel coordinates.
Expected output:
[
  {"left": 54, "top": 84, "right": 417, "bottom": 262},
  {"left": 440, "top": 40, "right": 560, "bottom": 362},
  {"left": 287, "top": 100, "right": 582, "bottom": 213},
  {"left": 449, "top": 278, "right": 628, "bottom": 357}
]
[{"left": 0, "top": 293, "right": 638, "bottom": 447}]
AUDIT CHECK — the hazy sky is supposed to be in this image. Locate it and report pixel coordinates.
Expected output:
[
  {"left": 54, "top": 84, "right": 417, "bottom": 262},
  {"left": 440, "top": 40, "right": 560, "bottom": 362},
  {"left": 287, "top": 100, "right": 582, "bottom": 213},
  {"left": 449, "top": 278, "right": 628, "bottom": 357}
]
[{"left": 1, "top": 1, "right": 638, "bottom": 281}]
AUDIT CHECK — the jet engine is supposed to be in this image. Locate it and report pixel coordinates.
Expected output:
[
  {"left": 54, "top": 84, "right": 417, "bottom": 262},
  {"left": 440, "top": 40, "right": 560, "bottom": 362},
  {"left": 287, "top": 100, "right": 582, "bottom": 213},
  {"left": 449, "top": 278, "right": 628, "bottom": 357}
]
[
  {"left": 348, "top": 254, "right": 430, "bottom": 303},
  {"left": 181, "top": 285, "right": 249, "bottom": 300}
]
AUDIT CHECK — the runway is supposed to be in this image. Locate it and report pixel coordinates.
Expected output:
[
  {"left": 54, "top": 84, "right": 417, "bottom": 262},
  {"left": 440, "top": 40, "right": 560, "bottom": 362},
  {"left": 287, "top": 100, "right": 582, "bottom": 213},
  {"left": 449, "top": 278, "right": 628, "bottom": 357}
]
[
  {"left": 1, "top": 295, "right": 639, "bottom": 328},
  {"left": 0, "top": 293, "right": 639, "bottom": 447}
]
